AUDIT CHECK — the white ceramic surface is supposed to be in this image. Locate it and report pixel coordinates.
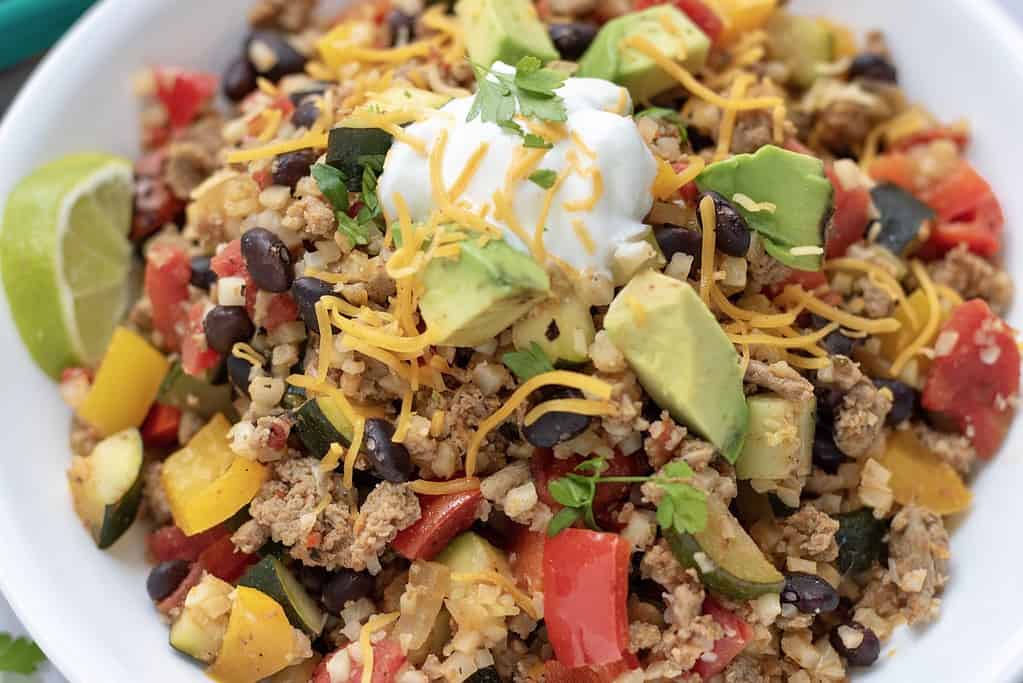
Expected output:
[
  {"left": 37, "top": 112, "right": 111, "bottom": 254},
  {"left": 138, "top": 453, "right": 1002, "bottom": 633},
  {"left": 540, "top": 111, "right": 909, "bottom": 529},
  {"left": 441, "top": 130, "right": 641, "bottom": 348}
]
[{"left": 0, "top": 1, "right": 1021, "bottom": 681}]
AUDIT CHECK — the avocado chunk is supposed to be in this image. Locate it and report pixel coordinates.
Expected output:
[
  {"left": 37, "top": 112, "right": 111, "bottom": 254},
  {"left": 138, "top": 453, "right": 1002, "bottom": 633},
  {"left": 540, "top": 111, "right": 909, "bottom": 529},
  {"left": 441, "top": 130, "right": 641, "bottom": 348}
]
[
  {"left": 604, "top": 270, "right": 748, "bottom": 462},
  {"left": 455, "top": 0, "right": 558, "bottom": 68},
  {"left": 735, "top": 395, "right": 815, "bottom": 480},
  {"left": 696, "top": 145, "right": 834, "bottom": 271},
  {"left": 511, "top": 294, "right": 595, "bottom": 365},
  {"left": 420, "top": 237, "right": 550, "bottom": 348},
  {"left": 577, "top": 6, "right": 711, "bottom": 102},
  {"left": 436, "top": 531, "right": 512, "bottom": 574},
  {"left": 765, "top": 12, "right": 834, "bottom": 89}
]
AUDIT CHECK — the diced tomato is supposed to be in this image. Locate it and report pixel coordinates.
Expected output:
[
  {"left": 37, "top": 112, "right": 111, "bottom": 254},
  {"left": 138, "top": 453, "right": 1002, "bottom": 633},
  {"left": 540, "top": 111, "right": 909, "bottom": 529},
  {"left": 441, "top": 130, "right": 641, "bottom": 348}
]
[
  {"left": 211, "top": 237, "right": 297, "bottom": 328},
  {"left": 868, "top": 153, "right": 916, "bottom": 193},
  {"left": 922, "top": 299, "right": 1020, "bottom": 458},
  {"left": 197, "top": 534, "right": 259, "bottom": 583},
  {"left": 147, "top": 524, "right": 228, "bottom": 563},
  {"left": 156, "top": 562, "right": 203, "bottom": 614},
  {"left": 542, "top": 656, "right": 640, "bottom": 683},
  {"left": 633, "top": 0, "right": 724, "bottom": 42},
  {"left": 533, "top": 448, "right": 642, "bottom": 511},
  {"left": 509, "top": 526, "right": 546, "bottom": 593},
  {"left": 692, "top": 598, "right": 753, "bottom": 679},
  {"left": 891, "top": 125, "right": 970, "bottom": 153},
  {"left": 671, "top": 160, "right": 700, "bottom": 204},
  {"left": 824, "top": 167, "right": 871, "bottom": 258},
  {"left": 313, "top": 640, "right": 406, "bottom": 683},
  {"left": 920, "top": 161, "right": 1004, "bottom": 257},
  {"left": 253, "top": 167, "right": 272, "bottom": 191},
  {"left": 181, "top": 301, "right": 222, "bottom": 377},
  {"left": 544, "top": 529, "right": 631, "bottom": 668},
  {"left": 141, "top": 403, "right": 182, "bottom": 447},
  {"left": 272, "top": 95, "right": 296, "bottom": 118},
  {"left": 211, "top": 239, "right": 246, "bottom": 278},
  {"left": 260, "top": 292, "right": 301, "bottom": 330},
  {"left": 153, "top": 67, "right": 218, "bottom": 129},
  {"left": 145, "top": 243, "right": 192, "bottom": 352},
  {"left": 921, "top": 161, "right": 997, "bottom": 224},
  {"left": 391, "top": 489, "right": 483, "bottom": 560}
]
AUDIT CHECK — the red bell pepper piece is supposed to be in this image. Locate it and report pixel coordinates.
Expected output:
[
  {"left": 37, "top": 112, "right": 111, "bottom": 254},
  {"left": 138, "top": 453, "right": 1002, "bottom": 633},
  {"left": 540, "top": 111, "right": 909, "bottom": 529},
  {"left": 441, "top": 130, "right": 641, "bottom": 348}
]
[
  {"left": 824, "top": 167, "right": 871, "bottom": 259},
  {"left": 391, "top": 489, "right": 483, "bottom": 560},
  {"left": 313, "top": 640, "right": 406, "bottom": 683},
  {"left": 141, "top": 403, "right": 182, "bottom": 447},
  {"left": 156, "top": 562, "right": 203, "bottom": 615},
  {"left": 868, "top": 153, "right": 916, "bottom": 193},
  {"left": 147, "top": 524, "right": 228, "bottom": 563},
  {"left": 920, "top": 161, "right": 1004, "bottom": 257},
  {"left": 145, "top": 243, "right": 192, "bottom": 352},
  {"left": 198, "top": 534, "right": 259, "bottom": 583},
  {"left": 633, "top": 0, "right": 724, "bottom": 42},
  {"left": 692, "top": 598, "right": 753, "bottom": 679},
  {"left": 153, "top": 67, "right": 218, "bottom": 129},
  {"left": 542, "top": 656, "right": 640, "bottom": 683},
  {"left": 181, "top": 301, "right": 222, "bottom": 377},
  {"left": 891, "top": 126, "right": 970, "bottom": 153},
  {"left": 544, "top": 529, "right": 631, "bottom": 668},
  {"left": 922, "top": 299, "right": 1020, "bottom": 458},
  {"left": 509, "top": 526, "right": 546, "bottom": 593}
]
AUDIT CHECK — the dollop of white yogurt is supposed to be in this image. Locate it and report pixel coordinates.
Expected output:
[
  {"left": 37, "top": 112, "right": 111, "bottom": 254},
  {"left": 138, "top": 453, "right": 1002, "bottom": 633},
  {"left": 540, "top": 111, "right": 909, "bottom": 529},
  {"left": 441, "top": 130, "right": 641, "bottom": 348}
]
[{"left": 377, "top": 65, "right": 657, "bottom": 276}]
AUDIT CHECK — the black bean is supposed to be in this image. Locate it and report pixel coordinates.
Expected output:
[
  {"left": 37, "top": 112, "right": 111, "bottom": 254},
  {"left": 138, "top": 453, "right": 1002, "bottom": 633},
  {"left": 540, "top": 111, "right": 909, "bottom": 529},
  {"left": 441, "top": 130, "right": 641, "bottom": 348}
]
[
  {"left": 812, "top": 424, "right": 845, "bottom": 474},
  {"left": 291, "top": 276, "right": 336, "bottom": 330},
  {"left": 227, "top": 354, "right": 255, "bottom": 396},
  {"left": 322, "top": 569, "right": 375, "bottom": 615},
  {"left": 246, "top": 31, "right": 308, "bottom": 81},
  {"left": 204, "top": 305, "right": 255, "bottom": 353},
  {"left": 549, "top": 22, "right": 599, "bottom": 60},
  {"left": 808, "top": 314, "right": 856, "bottom": 357},
  {"left": 874, "top": 378, "right": 916, "bottom": 426},
  {"left": 464, "top": 666, "right": 503, "bottom": 683},
  {"left": 696, "top": 191, "right": 752, "bottom": 257},
  {"left": 363, "top": 418, "right": 414, "bottom": 482},
  {"left": 146, "top": 560, "right": 192, "bottom": 602},
  {"left": 288, "top": 85, "right": 328, "bottom": 105},
  {"left": 241, "top": 227, "right": 294, "bottom": 292},
  {"left": 298, "top": 565, "right": 330, "bottom": 596},
  {"left": 189, "top": 255, "right": 217, "bottom": 290},
  {"left": 830, "top": 622, "right": 880, "bottom": 667},
  {"left": 654, "top": 226, "right": 703, "bottom": 270},
  {"left": 387, "top": 9, "right": 417, "bottom": 46},
  {"left": 781, "top": 572, "right": 840, "bottom": 614},
  {"left": 291, "top": 100, "right": 321, "bottom": 129},
  {"left": 222, "top": 56, "right": 258, "bottom": 101},
  {"left": 522, "top": 387, "right": 591, "bottom": 448},
  {"left": 453, "top": 347, "right": 475, "bottom": 368},
  {"left": 848, "top": 53, "right": 898, "bottom": 84},
  {"left": 271, "top": 148, "right": 318, "bottom": 190}
]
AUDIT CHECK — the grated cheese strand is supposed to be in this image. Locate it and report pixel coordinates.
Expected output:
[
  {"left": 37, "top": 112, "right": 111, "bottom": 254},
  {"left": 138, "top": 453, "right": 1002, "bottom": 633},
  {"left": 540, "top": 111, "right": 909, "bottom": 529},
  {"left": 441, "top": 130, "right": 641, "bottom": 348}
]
[
  {"left": 715, "top": 73, "right": 754, "bottom": 161},
  {"left": 466, "top": 371, "right": 613, "bottom": 477},
  {"left": 711, "top": 286, "right": 804, "bottom": 328},
  {"left": 450, "top": 571, "right": 539, "bottom": 619},
  {"left": 772, "top": 103, "right": 787, "bottom": 144},
  {"left": 785, "top": 354, "right": 833, "bottom": 370},
  {"left": 330, "top": 309, "right": 436, "bottom": 354},
  {"left": 359, "top": 612, "right": 401, "bottom": 683},
  {"left": 523, "top": 398, "right": 618, "bottom": 426},
  {"left": 315, "top": 298, "right": 335, "bottom": 382},
  {"left": 231, "top": 342, "right": 265, "bottom": 367},
  {"left": 322, "top": 442, "right": 345, "bottom": 473},
  {"left": 778, "top": 286, "right": 901, "bottom": 334},
  {"left": 344, "top": 418, "right": 366, "bottom": 490},
  {"left": 698, "top": 195, "right": 717, "bottom": 304},
  {"left": 563, "top": 164, "right": 603, "bottom": 212},
  {"left": 935, "top": 284, "right": 964, "bottom": 307},
  {"left": 727, "top": 322, "right": 840, "bottom": 350},
  {"left": 777, "top": 325, "right": 827, "bottom": 357},
  {"left": 225, "top": 130, "right": 329, "bottom": 164},
  {"left": 890, "top": 260, "right": 941, "bottom": 377},
  {"left": 822, "top": 258, "right": 919, "bottom": 330},
  {"left": 256, "top": 108, "right": 283, "bottom": 143},
  {"left": 448, "top": 141, "right": 490, "bottom": 200},
  {"left": 674, "top": 156, "right": 706, "bottom": 187},
  {"left": 407, "top": 477, "right": 481, "bottom": 495},
  {"left": 394, "top": 386, "right": 414, "bottom": 443},
  {"left": 570, "top": 219, "right": 597, "bottom": 255}
]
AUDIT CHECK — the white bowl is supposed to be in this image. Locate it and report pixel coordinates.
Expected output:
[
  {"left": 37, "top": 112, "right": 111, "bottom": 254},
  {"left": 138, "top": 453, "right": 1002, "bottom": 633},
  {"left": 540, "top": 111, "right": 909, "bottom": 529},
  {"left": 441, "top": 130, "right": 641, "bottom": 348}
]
[{"left": 1, "top": 1, "right": 1022, "bottom": 681}]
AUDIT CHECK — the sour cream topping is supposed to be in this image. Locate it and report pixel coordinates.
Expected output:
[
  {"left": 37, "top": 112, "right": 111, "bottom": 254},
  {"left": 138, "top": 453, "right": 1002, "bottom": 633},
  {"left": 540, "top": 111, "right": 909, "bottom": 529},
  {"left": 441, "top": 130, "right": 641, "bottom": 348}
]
[{"left": 378, "top": 64, "right": 658, "bottom": 276}]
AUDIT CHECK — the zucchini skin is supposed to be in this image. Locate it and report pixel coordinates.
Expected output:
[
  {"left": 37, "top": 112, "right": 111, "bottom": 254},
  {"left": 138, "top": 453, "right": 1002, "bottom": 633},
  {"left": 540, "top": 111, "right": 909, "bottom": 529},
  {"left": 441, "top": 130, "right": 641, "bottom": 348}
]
[
  {"left": 96, "top": 472, "right": 145, "bottom": 549},
  {"left": 238, "top": 556, "right": 325, "bottom": 636},
  {"left": 663, "top": 529, "right": 785, "bottom": 601},
  {"left": 292, "top": 397, "right": 353, "bottom": 457}
]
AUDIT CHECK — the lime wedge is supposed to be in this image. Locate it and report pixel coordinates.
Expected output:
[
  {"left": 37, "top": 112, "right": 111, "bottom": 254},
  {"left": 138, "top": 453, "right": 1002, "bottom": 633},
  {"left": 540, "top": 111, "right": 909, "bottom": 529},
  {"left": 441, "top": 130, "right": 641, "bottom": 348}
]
[{"left": 1, "top": 153, "right": 134, "bottom": 379}]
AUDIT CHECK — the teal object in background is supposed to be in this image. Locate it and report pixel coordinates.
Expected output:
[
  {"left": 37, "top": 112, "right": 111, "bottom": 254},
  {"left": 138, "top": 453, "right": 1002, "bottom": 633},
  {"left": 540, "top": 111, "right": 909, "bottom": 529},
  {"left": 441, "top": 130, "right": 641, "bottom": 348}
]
[{"left": 0, "top": 0, "right": 97, "bottom": 70}]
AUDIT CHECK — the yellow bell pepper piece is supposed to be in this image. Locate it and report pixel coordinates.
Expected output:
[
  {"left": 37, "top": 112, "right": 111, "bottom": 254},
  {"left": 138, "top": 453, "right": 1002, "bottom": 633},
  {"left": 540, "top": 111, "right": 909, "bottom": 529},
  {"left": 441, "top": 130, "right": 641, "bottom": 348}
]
[
  {"left": 877, "top": 430, "right": 972, "bottom": 516},
  {"left": 208, "top": 587, "right": 306, "bottom": 683},
  {"left": 162, "top": 415, "right": 269, "bottom": 536},
  {"left": 77, "top": 327, "right": 170, "bottom": 436},
  {"left": 316, "top": 20, "right": 376, "bottom": 70},
  {"left": 705, "top": 0, "right": 778, "bottom": 44}
]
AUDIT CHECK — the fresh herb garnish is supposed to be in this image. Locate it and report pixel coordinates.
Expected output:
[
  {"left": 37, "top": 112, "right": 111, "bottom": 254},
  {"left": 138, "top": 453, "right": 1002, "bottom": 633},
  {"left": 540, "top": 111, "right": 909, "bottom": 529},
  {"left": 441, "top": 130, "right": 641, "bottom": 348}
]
[
  {"left": 529, "top": 169, "right": 558, "bottom": 189},
  {"left": 546, "top": 459, "right": 707, "bottom": 537},
  {"left": 467, "top": 56, "right": 567, "bottom": 138},
  {"left": 523, "top": 133, "right": 553, "bottom": 149},
  {"left": 635, "top": 107, "right": 688, "bottom": 142},
  {"left": 312, "top": 155, "right": 386, "bottom": 247},
  {"left": 311, "top": 163, "right": 348, "bottom": 212},
  {"left": 0, "top": 633, "right": 45, "bottom": 674},
  {"left": 501, "top": 342, "right": 555, "bottom": 381}
]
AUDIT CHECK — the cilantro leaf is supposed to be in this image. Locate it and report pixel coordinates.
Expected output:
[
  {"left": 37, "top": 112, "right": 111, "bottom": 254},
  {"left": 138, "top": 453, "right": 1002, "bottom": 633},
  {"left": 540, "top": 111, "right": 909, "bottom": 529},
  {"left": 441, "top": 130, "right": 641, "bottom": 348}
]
[
  {"left": 0, "top": 634, "right": 45, "bottom": 675},
  {"left": 574, "top": 457, "right": 608, "bottom": 475},
  {"left": 661, "top": 484, "right": 707, "bottom": 534},
  {"left": 528, "top": 169, "right": 558, "bottom": 189},
  {"left": 661, "top": 460, "right": 695, "bottom": 481},
  {"left": 547, "top": 507, "right": 582, "bottom": 537},
  {"left": 337, "top": 212, "right": 371, "bottom": 246},
  {"left": 548, "top": 476, "right": 591, "bottom": 508},
  {"left": 466, "top": 59, "right": 567, "bottom": 130},
  {"left": 522, "top": 134, "right": 553, "bottom": 149},
  {"left": 501, "top": 342, "right": 555, "bottom": 381},
  {"left": 517, "top": 91, "right": 568, "bottom": 122},
  {"left": 466, "top": 64, "right": 516, "bottom": 124},
  {"left": 311, "top": 163, "right": 349, "bottom": 212},
  {"left": 514, "top": 56, "right": 566, "bottom": 96}
]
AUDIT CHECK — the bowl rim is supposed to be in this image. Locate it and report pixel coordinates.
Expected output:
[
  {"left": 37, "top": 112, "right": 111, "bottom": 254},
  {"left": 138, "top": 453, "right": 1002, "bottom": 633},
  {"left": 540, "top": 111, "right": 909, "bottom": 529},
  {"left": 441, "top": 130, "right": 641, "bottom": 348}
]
[{"left": 3, "top": 0, "right": 1023, "bottom": 682}]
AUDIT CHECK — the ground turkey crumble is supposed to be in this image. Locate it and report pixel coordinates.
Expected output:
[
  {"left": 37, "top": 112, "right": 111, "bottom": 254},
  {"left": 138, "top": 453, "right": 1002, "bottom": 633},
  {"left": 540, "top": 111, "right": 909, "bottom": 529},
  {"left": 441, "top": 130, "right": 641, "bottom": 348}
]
[
  {"left": 236, "top": 457, "right": 420, "bottom": 572},
  {"left": 928, "top": 243, "right": 1013, "bottom": 315},
  {"left": 744, "top": 360, "right": 815, "bottom": 403},
  {"left": 775, "top": 505, "right": 840, "bottom": 562},
  {"left": 817, "top": 356, "right": 892, "bottom": 458}
]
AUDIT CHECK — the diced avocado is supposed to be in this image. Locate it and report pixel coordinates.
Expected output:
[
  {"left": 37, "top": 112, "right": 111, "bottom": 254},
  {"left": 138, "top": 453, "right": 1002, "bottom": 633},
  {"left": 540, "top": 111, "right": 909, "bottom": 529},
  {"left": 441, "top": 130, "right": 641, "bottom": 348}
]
[
  {"left": 604, "top": 270, "right": 748, "bottom": 462},
  {"left": 735, "top": 396, "right": 814, "bottom": 480},
  {"left": 696, "top": 145, "right": 834, "bottom": 271},
  {"left": 511, "top": 295, "right": 595, "bottom": 365},
  {"left": 170, "top": 574, "right": 234, "bottom": 663},
  {"left": 420, "top": 238, "right": 550, "bottom": 348},
  {"left": 436, "top": 531, "right": 512, "bottom": 575},
  {"left": 765, "top": 12, "right": 834, "bottom": 89},
  {"left": 577, "top": 6, "right": 711, "bottom": 102},
  {"left": 455, "top": 0, "right": 558, "bottom": 68}
]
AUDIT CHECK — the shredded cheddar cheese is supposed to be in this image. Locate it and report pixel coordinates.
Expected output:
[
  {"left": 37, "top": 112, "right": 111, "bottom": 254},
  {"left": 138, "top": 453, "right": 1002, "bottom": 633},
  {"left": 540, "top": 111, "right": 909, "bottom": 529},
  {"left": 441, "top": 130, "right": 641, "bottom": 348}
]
[
  {"left": 698, "top": 195, "right": 717, "bottom": 303},
  {"left": 772, "top": 103, "right": 787, "bottom": 144},
  {"left": 231, "top": 342, "right": 264, "bottom": 367},
  {"left": 710, "top": 286, "right": 803, "bottom": 328},
  {"left": 726, "top": 322, "right": 840, "bottom": 350},
  {"left": 674, "top": 156, "right": 706, "bottom": 187},
  {"left": 450, "top": 571, "right": 539, "bottom": 619},
  {"left": 523, "top": 398, "right": 618, "bottom": 426},
  {"left": 890, "top": 261, "right": 941, "bottom": 377},
  {"left": 731, "top": 193, "right": 777, "bottom": 214},
  {"left": 563, "top": 164, "right": 603, "bottom": 212},
  {"left": 322, "top": 442, "right": 345, "bottom": 473},
  {"left": 935, "top": 284, "right": 964, "bottom": 307},
  {"left": 785, "top": 354, "right": 833, "bottom": 370},
  {"left": 315, "top": 298, "right": 334, "bottom": 381},
  {"left": 822, "top": 258, "right": 919, "bottom": 330},
  {"left": 570, "top": 219, "right": 597, "bottom": 255},
  {"left": 407, "top": 477, "right": 481, "bottom": 495},
  {"left": 330, "top": 309, "right": 436, "bottom": 353},
  {"left": 394, "top": 388, "right": 414, "bottom": 442},
  {"left": 715, "top": 73, "right": 754, "bottom": 161},
  {"left": 778, "top": 286, "right": 901, "bottom": 334},
  {"left": 448, "top": 141, "right": 490, "bottom": 200},
  {"left": 343, "top": 419, "right": 366, "bottom": 489},
  {"left": 225, "top": 130, "right": 329, "bottom": 164}
]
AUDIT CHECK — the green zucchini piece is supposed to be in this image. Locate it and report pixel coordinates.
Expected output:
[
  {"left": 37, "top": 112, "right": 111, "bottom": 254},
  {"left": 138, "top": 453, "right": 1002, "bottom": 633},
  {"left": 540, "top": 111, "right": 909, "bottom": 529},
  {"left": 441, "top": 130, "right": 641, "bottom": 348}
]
[
  {"left": 238, "top": 556, "right": 326, "bottom": 636},
  {"left": 267, "top": 656, "right": 322, "bottom": 683},
  {"left": 281, "top": 383, "right": 307, "bottom": 410},
  {"left": 158, "top": 362, "right": 236, "bottom": 419},
  {"left": 511, "top": 295, "right": 595, "bottom": 365},
  {"left": 68, "top": 428, "right": 145, "bottom": 549},
  {"left": 326, "top": 128, "right": 393, "bottom": 190},
  {"left": 665, "top": 496, "right": 784, "bottom": 600},
  {"left": 735, "top": 396, "right": 814, "bottom": 480},
  {"left": 292, "top": 396, "right": 355, "bottom": 457},
  {"left": 169, "top": 574, "right": 234, "bottom": 663},
  {"left": 871, "top": 183, "right": 935, "bottom": 255},
  {"left": 766, "top": 12, "right": 834, "bottom": 89},
  {"left": 834, "top": 508, "right": 888, "bottom": 574}
]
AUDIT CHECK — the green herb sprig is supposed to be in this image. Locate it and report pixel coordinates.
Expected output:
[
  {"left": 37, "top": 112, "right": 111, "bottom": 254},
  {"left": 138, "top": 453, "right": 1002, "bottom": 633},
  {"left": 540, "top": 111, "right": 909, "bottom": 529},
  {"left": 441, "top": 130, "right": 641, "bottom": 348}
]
[
  {"left": 502, "top": 342, "right": 554, "bottom": 381},
  {"left": 311, "top": 154, "right": 386, "bottom": 247},
  {"left": 0, "top": 633, "right": 45, "bottom": 675},
  {"left": 467, "top": 56, "right": 567, "bottom": 148}
]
